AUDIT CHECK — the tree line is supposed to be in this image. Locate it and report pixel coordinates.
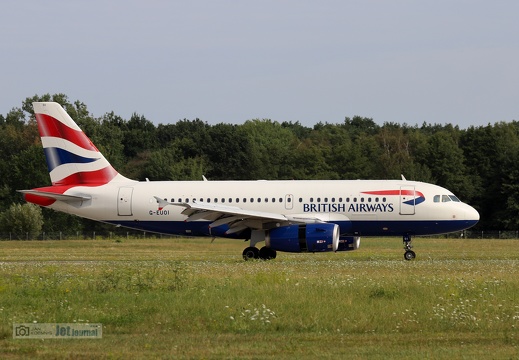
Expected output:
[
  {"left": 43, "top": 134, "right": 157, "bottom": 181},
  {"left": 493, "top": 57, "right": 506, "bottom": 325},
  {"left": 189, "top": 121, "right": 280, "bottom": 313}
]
[{"left": 1, "top": 93, "right": 518, "bottom": 234}]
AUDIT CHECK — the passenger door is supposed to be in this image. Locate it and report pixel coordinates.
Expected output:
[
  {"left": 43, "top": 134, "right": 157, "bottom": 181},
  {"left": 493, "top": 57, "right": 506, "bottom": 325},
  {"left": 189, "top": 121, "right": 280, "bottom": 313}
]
[
  {"left": 118, "top": 187, "right": 134, "bottom": 216},
  {"left": 399, "top": 185, "right": 416, "bottom": 215}
]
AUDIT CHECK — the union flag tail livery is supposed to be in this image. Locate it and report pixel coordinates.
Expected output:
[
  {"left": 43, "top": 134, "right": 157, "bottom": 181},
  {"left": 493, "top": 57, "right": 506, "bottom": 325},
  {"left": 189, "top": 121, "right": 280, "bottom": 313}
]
[
  {"left": 21, "top": 102, "right": 480, "bottom": 261},
  {"left": 33, "top": 102, "right": 124, "bottom": 186},
  {"left": 20, "top": 103, "right": 133, "bottom": 207}
]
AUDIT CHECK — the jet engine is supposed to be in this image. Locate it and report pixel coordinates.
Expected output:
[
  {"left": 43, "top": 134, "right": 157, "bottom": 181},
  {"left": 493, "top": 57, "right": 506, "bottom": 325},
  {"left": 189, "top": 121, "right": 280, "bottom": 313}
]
[{"left": 266, "top": 223, "right": 340, "bottom": 253}]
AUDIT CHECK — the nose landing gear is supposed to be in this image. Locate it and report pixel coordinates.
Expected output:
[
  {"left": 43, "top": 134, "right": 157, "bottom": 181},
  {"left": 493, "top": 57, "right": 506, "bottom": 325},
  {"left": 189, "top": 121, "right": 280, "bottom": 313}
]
[{"left": 403, "top": 234, "right": 416, "bottom": 260}]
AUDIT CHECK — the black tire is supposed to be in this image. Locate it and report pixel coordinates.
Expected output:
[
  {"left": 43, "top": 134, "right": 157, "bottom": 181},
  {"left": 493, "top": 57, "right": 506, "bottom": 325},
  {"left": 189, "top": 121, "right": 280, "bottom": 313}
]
[
  {"left": 242, "top": 246, "right": 259, "bottom": 260},
  {"left": 259, "top": 246, "right": 277, "bottom": 260},
  {"left": 404, "top": 250, "right": 416, "bottom": 261}
]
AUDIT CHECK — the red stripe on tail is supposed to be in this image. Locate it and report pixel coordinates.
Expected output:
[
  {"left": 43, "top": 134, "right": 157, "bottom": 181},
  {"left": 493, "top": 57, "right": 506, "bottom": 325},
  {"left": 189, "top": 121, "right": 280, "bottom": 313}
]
[
  {"left": 52, "top": 166, "right": 119, "bottom": 186},
  {"left": 35, "top": 113, "right": 99, "bottom": 152}
]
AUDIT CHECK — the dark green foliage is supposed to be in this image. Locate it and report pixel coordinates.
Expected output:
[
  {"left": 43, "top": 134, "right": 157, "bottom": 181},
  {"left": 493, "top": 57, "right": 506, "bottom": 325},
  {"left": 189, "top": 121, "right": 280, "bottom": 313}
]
[
  {"left": 0, "top": 203, "right": 43, "bottom": 236},
  {"left": 1, "top": 94, "right": 518, "bottom": 232}
]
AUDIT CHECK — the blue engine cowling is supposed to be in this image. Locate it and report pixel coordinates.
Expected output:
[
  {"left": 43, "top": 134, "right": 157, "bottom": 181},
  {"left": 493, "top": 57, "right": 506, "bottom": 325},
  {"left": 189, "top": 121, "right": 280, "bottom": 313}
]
[{"left": 266, "top": 223, "right": 340, "bottom": 253}]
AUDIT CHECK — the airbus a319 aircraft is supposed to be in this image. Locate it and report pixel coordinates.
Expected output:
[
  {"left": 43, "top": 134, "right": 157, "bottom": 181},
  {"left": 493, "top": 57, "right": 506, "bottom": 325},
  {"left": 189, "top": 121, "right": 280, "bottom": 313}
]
[{"left": 20, "top": 102, "right": 479, "bottom": 260}]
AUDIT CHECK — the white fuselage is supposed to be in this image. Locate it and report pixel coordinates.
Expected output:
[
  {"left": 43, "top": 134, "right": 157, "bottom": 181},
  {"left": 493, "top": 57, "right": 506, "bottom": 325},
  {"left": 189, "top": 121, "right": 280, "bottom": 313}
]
[{"left": 48, "top": 179, "right": 479, "bottom": 238}]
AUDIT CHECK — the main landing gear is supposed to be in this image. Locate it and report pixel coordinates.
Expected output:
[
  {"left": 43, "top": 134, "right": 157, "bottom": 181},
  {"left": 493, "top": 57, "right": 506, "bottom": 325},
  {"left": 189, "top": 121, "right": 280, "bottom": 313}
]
[
  {"left": 403, "top": 234, "right": 416, "bottom": 261},
  {"left": 242, "top": 246, "right": 277, "bottom": 261},
  {"left": 242, "top": 230, "right": 277, "bottom": 261}
]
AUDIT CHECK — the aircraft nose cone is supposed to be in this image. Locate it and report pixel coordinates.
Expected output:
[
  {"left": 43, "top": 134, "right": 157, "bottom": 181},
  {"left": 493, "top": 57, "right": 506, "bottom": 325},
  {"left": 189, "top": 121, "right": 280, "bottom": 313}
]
[
  {"left": 465, "top": 204, "right": 480, "bottom": 224},
  {"left": 472, "top": 207, "right": 480, "bottom": 222}
]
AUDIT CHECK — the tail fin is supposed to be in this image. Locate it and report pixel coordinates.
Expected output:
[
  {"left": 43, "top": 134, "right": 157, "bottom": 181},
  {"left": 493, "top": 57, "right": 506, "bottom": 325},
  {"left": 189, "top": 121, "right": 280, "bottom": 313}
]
[{"left": 33, "top": 102, "right": 124, "bottom": 186}]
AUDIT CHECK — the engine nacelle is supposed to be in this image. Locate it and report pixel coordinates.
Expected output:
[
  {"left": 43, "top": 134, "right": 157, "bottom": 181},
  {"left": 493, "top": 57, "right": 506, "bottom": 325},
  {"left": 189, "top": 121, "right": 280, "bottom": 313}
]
[
  {"left": 336, "top": 236, "right": 361, "bottom": 251},
  {"left": 266, "top": 223, "right": 340, "bottom": 253}
]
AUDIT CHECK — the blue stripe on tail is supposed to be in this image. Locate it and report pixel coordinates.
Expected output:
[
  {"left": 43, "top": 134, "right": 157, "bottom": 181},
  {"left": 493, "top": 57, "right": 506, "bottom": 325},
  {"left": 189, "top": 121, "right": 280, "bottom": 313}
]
[{"left": 43, "top": 147, "right": 99, "bottom": 172}]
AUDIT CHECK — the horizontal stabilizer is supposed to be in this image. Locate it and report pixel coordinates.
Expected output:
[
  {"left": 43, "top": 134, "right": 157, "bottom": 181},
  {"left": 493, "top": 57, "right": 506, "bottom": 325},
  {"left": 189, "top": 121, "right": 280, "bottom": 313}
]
[{"left": 18, "top": 190, "right": 91, "bottom": 202}]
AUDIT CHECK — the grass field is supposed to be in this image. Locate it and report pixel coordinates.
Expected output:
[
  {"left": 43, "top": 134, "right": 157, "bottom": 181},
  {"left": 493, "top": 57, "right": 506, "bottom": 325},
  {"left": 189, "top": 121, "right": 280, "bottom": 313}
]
[{"left": 1, "top": 236, "right": 519, "bottom": 359}]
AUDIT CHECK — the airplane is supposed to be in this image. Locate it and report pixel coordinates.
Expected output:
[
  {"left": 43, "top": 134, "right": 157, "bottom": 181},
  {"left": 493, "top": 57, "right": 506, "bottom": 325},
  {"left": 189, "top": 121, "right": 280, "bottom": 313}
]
[{"left": 19, "top": 102, "right": 480, "bottom": 261}]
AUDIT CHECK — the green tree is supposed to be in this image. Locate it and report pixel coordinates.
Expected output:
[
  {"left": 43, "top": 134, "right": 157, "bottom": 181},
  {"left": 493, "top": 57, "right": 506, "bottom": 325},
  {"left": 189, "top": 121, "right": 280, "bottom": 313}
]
[
  {"left": 122, "top": 113, "right": 157, "bottom": 158},
  {"left": 204, "top": 123, "right": 253, "bottom": 180},
  {"left": 342, "top": 116, "right": 380, "bottom": 140},
  {"left": 241, "top": 119, "right": 297, "bottom": 179},
  {"left": 427, "top": 131, "right": 474, "bottom": 201},
  {"left": 376, "top": 125, "right": 411, "bottom": 179},
  {"left": 292, "top": 138, "right": 334, "bottom": 179},
  {"left": 486, "top": 122, "right": 519, "bottom": 229},
  {"left": 97, "top": 111, "right": 127, "bottom": 171},
  {"left": 0, "top": 203, "right": 43, "bottom": 237}
]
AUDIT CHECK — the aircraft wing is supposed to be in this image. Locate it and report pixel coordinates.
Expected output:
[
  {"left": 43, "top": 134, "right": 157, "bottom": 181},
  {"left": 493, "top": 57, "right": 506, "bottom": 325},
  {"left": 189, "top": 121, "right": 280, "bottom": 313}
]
[{"left": 154, "top": 196, "right": 322, "bottom": 234}]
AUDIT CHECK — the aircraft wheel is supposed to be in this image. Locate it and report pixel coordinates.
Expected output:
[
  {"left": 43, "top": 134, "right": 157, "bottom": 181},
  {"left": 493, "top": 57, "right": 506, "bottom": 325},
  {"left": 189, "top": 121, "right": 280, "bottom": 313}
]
[
  {"left": 259, "top": 246, "right": 277, "bottom": 260},
  {"left": 404, "top": 250, "right": 416, "bottom": 261},
  {"left": 242, "top": 247, "right": 259, "bottom": 260}
]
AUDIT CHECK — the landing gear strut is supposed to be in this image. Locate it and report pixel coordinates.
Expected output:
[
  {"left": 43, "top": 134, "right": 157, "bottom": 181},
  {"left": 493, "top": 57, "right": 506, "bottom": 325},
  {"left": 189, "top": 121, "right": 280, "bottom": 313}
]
[{"left": 403, "top": 234, "right": 416, "bottom": 261}]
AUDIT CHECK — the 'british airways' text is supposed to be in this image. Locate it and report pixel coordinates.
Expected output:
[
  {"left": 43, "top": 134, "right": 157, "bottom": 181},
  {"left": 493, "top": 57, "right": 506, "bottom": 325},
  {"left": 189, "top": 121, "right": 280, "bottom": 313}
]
[{"left": 303, "top": 203, "right": 394, "bottom": 213}]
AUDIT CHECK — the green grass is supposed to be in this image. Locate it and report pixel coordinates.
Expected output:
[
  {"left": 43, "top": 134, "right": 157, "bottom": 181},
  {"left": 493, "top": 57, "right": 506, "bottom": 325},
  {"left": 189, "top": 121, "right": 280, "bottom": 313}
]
[{"left": 1, "top": 237, "right": 519, "bottom": 359}]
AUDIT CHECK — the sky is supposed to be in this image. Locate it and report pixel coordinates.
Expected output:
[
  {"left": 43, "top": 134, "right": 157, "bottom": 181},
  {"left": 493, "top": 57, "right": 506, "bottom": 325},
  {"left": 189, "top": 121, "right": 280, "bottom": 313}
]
[{"left": 1, "top": 0, "right": 518, "bottom": 128}]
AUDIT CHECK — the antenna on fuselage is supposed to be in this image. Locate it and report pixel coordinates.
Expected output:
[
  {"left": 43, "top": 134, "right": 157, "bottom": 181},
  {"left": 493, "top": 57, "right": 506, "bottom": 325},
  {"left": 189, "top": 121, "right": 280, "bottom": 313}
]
[{"left": 401, "top": 174, "right": 407, "bottom": 181}]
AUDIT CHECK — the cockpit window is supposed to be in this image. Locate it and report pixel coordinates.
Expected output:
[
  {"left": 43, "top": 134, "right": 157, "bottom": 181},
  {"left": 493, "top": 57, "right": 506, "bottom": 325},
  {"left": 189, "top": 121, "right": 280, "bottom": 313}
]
[{"left": 435, "top": 194, "right": 461, "bottom": 203}]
